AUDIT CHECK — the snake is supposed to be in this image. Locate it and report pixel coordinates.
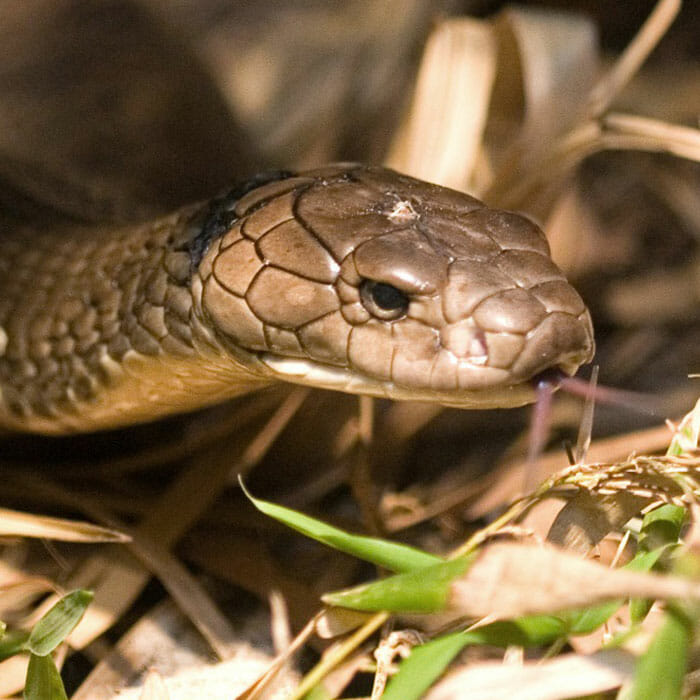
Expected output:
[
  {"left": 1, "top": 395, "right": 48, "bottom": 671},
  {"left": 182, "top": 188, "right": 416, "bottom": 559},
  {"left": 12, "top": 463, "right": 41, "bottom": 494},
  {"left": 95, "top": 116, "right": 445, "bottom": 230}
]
[{"left": 0, "top": 164, "right": 594, "bottom": 434}]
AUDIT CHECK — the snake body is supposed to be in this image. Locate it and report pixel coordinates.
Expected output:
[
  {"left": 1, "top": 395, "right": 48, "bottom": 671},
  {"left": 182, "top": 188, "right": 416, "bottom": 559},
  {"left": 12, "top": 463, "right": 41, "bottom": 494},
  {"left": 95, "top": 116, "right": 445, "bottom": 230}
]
[{"left": 0, "top": 165, "right": 594, "bottom": 434}]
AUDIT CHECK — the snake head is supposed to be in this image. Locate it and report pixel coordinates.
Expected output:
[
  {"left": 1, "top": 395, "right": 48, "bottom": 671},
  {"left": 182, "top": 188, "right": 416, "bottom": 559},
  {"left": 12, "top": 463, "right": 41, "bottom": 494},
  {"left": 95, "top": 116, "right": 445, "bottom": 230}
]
[{"left": 195, "top": 165, "right": 594, "bottom": 409}]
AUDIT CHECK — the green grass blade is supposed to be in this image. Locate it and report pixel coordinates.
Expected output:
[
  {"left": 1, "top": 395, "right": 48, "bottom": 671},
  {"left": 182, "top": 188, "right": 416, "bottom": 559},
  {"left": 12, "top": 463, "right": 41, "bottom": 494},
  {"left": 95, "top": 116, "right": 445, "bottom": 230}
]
[
  {"left": 383, "top": 617, "right": 572, "bottom": 700},
  {"left": 629, "top": 598, "right": 654, "bottom": 626},
  {"left": 302, "top": 684, "right": 333, "bottom": 700},
  {"left": 639, "top": 505, "right": 686, "bottom": 552},
  {"left": 667, "top": 399, "right": 700, "bottom": 456},
  {"left": 565, "top": 545, "right": 670, "bottom": 635},
  {"left": 321, "top": 542, "right": 668, "bottom": 621},
  {"left": 382, "top": 631, "right": 473, "bottom": 700},
  {"left": 322, "top": 557, "right": 472, "bottom": 612},
  {"left": 627, "top": 610, "right": 689, "bottom": 700},
  {"left": 243, "top": 485, "right": 441, "bottom": 572},
  {"left": 492, "top": 616, "right": 569, "bottom": 645},
  {"left": 0, "top": 629, "right": 30, "bottom": 661},
  {"left": 25, "top": 590, "right": 93, "bottom": 657},
  {"left": 23, "top": 653, "right": 68, "bottom": 700}
]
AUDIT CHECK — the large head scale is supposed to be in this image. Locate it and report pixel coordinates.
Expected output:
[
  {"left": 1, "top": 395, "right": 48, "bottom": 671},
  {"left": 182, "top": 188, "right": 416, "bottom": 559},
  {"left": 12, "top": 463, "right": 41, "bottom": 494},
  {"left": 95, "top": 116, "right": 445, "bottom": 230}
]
[{"left": 195, "top": 164, "right": 594, "bottom": 408}]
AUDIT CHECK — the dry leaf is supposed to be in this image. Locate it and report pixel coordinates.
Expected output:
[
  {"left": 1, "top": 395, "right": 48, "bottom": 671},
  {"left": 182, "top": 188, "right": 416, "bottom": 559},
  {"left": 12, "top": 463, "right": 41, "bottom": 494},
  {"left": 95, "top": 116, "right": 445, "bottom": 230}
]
[
  {"left": 547, "top": 490, "right": 651, "bottom": 552},
  {"left": 386, "top": 7, "right": 599, "bottom": 196},
  {"left": 448, "top": 542, "right": 700, "bottom": 619},
  {"left": 491, "top": 7, "right": 598, "bottom": 146},
  {"left": 386, "top": 18, "right": 496, "bottom": 190},
  {"left": 424, "top": 649, "right": 635, "bottom": 700}
]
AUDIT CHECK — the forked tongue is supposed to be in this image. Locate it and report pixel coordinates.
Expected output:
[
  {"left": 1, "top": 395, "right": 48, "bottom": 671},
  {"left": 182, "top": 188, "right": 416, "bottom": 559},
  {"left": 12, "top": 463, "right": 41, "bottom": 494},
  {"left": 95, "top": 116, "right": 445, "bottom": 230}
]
[{"left": 525, "top": 366, "right": 661, "bottom": 484}]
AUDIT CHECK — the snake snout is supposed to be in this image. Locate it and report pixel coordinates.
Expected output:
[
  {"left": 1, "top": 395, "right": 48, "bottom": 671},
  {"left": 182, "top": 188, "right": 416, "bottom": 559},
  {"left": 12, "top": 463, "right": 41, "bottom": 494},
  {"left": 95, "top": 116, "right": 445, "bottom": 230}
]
[
  {"left": 510, "top": 309, "right": 595, "bottom": 382},
  {"left": 441, "top": 245, "right": 594, "bottom": 392}
]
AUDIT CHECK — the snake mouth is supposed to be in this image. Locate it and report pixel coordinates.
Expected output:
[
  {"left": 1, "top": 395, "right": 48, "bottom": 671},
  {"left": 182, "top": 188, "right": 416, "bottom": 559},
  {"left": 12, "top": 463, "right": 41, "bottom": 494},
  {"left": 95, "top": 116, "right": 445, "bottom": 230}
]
[
  {"left": 257, "top": 352, "right": 589, "bottom": 410},
  {"left": 529, "top": 366, "right": 575, "bottom": 390},
  {"left": 253, "top": 304, "right": 594, "bottom": 409}
]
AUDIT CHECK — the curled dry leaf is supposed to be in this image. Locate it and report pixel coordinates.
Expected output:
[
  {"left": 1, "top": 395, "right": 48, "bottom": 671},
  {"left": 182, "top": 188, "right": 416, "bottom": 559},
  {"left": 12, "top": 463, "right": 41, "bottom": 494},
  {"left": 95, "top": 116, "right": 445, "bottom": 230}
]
[
  {"left": 490, "top": 7, "right": 598, "bottom": 152},
  {"left": 546, "top": 490, "right": 651, "bottom": 553},
  {"left": 385, "top": 18, "right": 496, "bottom": 190},
  {"left": 386, "top": 6, "right": 599, "bottom": 196},
  {"left": 315, "top": 607, "right": 374, "bottom": 639},
  {"left": 448, "top": 542, "right": 700, "bottom": 620}
]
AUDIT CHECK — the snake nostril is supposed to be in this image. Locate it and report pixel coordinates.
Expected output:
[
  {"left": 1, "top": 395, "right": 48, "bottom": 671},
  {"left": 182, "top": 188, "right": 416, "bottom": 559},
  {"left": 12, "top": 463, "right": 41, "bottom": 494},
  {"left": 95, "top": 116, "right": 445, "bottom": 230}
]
[{"left": 440, "top": 323, "right": 488, "bottom": 362}]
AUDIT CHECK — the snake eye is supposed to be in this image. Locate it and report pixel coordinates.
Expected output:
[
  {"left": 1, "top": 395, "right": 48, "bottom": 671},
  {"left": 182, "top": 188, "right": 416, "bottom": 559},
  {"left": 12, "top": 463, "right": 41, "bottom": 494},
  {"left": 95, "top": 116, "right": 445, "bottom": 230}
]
[{"left": 359, "top": 279, "right": 409, "bottom": 320}]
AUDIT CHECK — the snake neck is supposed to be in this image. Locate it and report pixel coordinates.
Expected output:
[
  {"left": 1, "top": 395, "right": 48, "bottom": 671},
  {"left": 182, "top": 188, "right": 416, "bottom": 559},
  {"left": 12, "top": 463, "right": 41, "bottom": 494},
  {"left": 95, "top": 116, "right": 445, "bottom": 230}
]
[{"left": 0, "top": 198, "right": 274, "bottom": 434}]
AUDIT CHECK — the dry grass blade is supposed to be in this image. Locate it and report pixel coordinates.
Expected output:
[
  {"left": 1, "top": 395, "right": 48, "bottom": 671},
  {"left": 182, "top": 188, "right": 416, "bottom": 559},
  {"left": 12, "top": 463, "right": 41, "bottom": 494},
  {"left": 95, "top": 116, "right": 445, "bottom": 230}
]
[
  {"left": 604, "top": 257, "right": 700, "bottom": 325},
  {"left": 0, "top": 655, "right": 31, "bottom": 698},
  {"left": 0, "top": 577, "right": 56, "bottom": 619},
  {"left": 0, "top": 507, "right": 128, "bottom": 543},
  {"left": 351, "top": 395, "right": 380, "bottom": 532},
  {"left": 488, "top": 113, "right": 700, "bottom": 210},
  {"left": 601, "top": 112, "right": 700, "bottom": 162},
  {"left": 123, "top": 532, "right": 239, "bottom": 660},
  {"left": 585, "top": 0, "right": 681, "bottom": 118},
  {"left": 386, "top": 6, "right": 600, "bottom": 196},
  {"left": 466, "top": 423, "right": 675, "bottom": 519},
  {"left": 138, "top": 671, "right": 169, "bottom": 700},
  {"left": 269, "top": 591, "right": 292, "bottom": 655},
  {"left": 236, "top": 611, "right": 321, "bottom": 700},
  {"left": 574, "top": 365, "right": 598, "bottom": 463},
  {"left": 229, "top": 387, "right": 311, "bottom": 481}
]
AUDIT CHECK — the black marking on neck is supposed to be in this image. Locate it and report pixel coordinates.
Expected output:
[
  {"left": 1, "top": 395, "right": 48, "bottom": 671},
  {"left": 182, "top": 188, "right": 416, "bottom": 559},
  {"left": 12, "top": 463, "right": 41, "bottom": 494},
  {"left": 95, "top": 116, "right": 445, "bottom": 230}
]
[{"left": 189, "top": 170, "right": 296, "bottom": 270}]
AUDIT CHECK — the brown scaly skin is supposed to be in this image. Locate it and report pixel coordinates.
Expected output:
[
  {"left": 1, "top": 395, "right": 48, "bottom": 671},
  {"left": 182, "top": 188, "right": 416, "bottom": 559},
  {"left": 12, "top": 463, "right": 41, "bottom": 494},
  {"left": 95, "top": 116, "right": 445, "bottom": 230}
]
[{"left": 0, "top": 165, "right": 594, "bottom": 434}]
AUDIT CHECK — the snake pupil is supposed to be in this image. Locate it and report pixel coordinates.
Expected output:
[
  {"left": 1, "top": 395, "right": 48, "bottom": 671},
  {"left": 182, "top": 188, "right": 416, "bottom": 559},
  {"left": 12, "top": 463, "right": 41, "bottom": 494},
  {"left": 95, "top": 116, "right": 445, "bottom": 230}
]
[{"left": 359, "top": 280, "right": 409, "bottom": 320}]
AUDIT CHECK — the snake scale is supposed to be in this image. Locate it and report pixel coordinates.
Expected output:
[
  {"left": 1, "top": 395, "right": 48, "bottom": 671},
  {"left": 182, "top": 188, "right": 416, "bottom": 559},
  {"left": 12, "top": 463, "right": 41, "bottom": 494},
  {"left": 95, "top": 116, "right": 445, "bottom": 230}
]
[{"left": 0, "top": 164, "right": 594, "bottom": 434}]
